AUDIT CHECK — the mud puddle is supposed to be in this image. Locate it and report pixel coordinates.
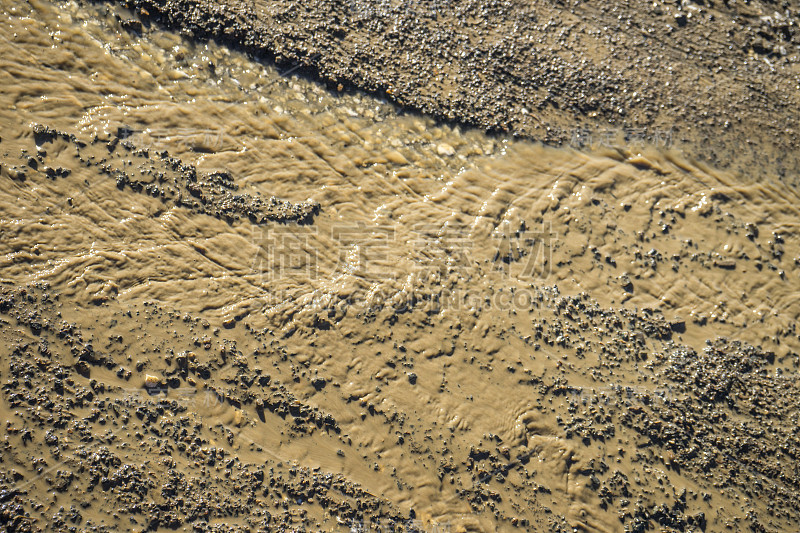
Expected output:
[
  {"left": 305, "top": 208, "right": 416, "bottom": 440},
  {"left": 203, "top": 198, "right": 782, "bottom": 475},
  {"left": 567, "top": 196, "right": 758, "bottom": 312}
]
[{"left": 1, "top": 0, "right": 800, "bottom": 532}]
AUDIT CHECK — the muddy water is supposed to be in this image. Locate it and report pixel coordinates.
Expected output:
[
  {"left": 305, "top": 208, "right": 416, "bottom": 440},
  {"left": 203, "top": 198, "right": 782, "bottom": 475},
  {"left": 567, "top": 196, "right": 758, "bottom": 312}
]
[{"left": 2, "top": 0, "right": 800, "bottom": 532}]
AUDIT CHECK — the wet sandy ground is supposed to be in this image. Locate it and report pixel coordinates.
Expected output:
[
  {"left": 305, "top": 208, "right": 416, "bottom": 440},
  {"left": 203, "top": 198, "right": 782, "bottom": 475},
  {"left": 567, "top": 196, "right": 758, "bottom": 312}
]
[{"left": 2, "top": 0, "right": 800, "bottom": 532}]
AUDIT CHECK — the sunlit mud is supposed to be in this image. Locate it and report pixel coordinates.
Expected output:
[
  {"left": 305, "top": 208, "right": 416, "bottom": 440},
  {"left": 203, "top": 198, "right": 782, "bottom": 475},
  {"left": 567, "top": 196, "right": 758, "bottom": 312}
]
[{"left": 1, "top": 1, "right": 799, "bottom": 532}]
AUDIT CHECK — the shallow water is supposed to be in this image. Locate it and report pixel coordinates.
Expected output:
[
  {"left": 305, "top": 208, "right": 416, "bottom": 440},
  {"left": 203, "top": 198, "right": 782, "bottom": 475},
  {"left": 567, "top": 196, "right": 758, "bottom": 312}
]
[{"left": 2, "top": 0, "right": 800, "bottom": 531}]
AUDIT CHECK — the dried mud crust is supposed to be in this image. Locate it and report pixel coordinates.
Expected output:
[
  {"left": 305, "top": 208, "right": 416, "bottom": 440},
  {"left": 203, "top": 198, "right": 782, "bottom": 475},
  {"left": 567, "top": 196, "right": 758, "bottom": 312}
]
[
  {"left": 108, "top": 0, "right": 800, "bottom": 177},
  {"left": 26, "top": 124, "right": 320, "bottom": 225}
]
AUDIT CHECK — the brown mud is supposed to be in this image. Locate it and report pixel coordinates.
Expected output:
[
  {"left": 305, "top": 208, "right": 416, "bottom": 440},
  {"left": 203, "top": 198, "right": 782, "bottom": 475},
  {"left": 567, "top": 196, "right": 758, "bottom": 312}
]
[
  {"left": 1, "top": 0, "right": 800, "bottom": 532},
  {"left": 105, "top": 0, "right": 800, "bottom": 178}
]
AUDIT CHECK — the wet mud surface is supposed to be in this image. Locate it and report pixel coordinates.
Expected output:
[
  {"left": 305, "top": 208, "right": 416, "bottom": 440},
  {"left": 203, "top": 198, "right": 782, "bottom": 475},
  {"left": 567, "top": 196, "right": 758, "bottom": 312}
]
[
  {"left": 2, "top": 0, "right": 800, "bottom": 532},
  {"left": 107, "top": 0, "right": 800, "bottom": 177}
]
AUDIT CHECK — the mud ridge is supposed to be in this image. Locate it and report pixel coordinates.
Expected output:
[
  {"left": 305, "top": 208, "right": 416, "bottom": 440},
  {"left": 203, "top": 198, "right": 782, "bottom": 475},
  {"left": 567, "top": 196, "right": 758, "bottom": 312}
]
[
  {"left": 25, "top": 124, "right": 320, "bottom": 225},
  {"left": 107, "top": 0, "right": 800, "bottom": 177}
]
